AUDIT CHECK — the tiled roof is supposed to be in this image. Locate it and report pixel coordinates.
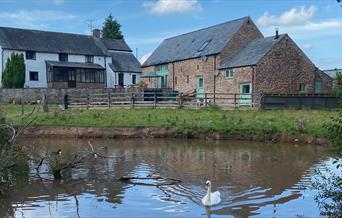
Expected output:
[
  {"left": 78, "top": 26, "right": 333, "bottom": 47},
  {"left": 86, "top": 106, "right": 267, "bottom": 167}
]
[
  {"left": 0, "top": 26, "right": 106, "bottom": 56},
  {"left": 142, "top": 17, "right": 250, "bottom": 67},
  {"left": 45, "top": 60, "right": 105, "bottom": 69},
  {"left": 219, "top": 34, "right": 286, "bottom": 69},
  {"left": 101, "top": 38, "right": 132, "bottom": 52},
  {"left": 109, "top": 51, "right": 141, "bottom": 73}
]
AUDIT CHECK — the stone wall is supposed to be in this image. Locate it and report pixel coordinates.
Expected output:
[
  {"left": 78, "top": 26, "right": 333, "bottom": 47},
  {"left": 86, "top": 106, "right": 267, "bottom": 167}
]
[
  {"left": 141, "top": 18, "right": 262, "bottom": 94},
  {"left": 172, "top": 56, "right": 216, "bottom": 93},
  {"left": 141, "top": 65, "right": 156, "bottom": 88},
  {"left": 218, "top": 19, "right": 263, "bottom": 64},
  {"left": 317, "top": 71, "right": 333, "bottom": 93},
  {"left": 216, "top": 66, "right": 254, "bottom": 93},
  {"left": 0, "top": 88, "right": 126, "bottom": 104},
  {"left": 254, "top": 35, "right": 332, "bottom": 94}
]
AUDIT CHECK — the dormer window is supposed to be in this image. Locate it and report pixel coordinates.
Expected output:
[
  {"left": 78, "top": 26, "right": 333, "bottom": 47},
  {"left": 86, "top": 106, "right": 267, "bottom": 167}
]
[
  {"left": 25, "top": 51, "right": 36, "bottom": 60},
  {"left": 198, "top": 40, "right": 211, "bottom": 52},
  {"left": 59, "top": 53, "right": 68, "bottom": 62},
  {"left": 85, "top": 55, "right": 94, "bottom": 63}
]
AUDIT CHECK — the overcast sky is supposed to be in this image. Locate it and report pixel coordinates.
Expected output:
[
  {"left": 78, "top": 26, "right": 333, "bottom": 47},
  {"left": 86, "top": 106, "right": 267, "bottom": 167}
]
[{"left": 0, "top": 0, "right": 341, "bottom": 69}]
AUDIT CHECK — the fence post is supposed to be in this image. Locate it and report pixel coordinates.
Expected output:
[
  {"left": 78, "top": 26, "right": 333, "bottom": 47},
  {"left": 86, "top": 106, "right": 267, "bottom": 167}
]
[
  {"left": 21, "top": 98, "right": 24, "bottom": 126},
  {"left": 63, "top": 94, "right": 68, "bottom": 110},
  {"left": 42, "top": 93, "right": 49, "bottom": 112},
  {"left": 234, "top": 94, "right": 237, "bottom": 109},
  {"left": 131, "top": 93, "right": 135, "bottom": 108},
  {"left": 179, "top": 93, "right": 184, "bottom": 108},
  {"left": 260, "top": 93, "right": 265, "bottom": 109},
  {"left": 204, "top": 93, "right": 208, "bottom": 107},
  {"left": 108, "top": 92, "right": 111, "bottom": 108},
  {"left": 154, "top": 92, "right": 157, "bottom": 108},
  {"left": 86, "top": 93, "right": 90, "bottom": 109}
]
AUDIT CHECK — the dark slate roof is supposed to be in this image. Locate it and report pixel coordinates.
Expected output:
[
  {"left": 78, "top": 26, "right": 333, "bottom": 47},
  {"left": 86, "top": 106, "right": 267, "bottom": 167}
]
[
  {"left": 323, "top": 69, "right": 341, "bottom": 79},
  {"left": 46, "top": 61, "right": 105, "bottom": 69},
  {"left": 108, "top": 51, "right": 141, "bottom": 73},
  {"left": 0, "top": 26, "right": 106, "bottom": 56},
  {"left": 319, "top": 70, "right": 333, "bottom": 81},
  {"left": 101, "top": 38, "right": 132, "bottom": 52},
  {"left": 219, "top": 34, "right": 286, "bottom": 69},
  {"left": 142, "top": 17, "right": 250, "bottom": 67}
]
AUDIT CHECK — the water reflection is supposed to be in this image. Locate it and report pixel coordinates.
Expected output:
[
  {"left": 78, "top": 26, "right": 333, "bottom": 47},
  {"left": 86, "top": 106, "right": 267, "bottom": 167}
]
[{"left": 0, "top": 138, "right": 335, "bottom": 217}]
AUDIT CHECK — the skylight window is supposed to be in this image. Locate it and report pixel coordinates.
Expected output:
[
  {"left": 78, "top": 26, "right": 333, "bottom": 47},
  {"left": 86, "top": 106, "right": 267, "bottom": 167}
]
[{"left": 198, "top": 40, "right": 211, "bottom": 52}]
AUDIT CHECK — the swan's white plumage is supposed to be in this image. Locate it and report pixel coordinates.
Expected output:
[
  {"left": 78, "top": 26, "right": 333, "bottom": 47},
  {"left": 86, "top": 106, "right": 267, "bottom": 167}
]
[{"left": 202, "top": 181, "right": 221, "bottom": 206}]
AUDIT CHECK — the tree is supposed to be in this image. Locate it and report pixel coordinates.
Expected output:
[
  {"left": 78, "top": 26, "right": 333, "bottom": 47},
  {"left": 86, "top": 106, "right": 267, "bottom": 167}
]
[
  {"left": 1, "top": 53, "right": 25, "bottom": 88},
  {"left": 102, "top": 14, "right": 123, "bottom": 39}
]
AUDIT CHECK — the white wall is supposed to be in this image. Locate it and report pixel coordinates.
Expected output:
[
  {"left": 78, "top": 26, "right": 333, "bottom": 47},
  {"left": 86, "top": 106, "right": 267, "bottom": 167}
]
[
  {"left": 0, "top": 48, "right": 140, "bottom": 89},
  {"left": 1, "top": 49, "right": 108, "bottom": 88},
  {"left": 114, "top": 72, "right": 141, "bottom": 87}
]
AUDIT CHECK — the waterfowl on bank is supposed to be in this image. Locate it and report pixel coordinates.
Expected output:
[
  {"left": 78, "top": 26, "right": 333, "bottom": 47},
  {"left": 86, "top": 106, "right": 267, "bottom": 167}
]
[
  {"left": 202, "top": 180, "right": 221, "bottom": 206},
  {"left": 51, "top": 149, "right": 62, "bottom": 155}
]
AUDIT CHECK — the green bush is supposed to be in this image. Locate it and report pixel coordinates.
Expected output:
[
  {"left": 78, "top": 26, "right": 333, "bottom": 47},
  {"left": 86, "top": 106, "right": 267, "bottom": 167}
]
[
  {"left": 1, "top": 53, "right": 25, "bottom": 88},
  {"left": 326, "top": 109, "right": 342, "bottom": 152}
]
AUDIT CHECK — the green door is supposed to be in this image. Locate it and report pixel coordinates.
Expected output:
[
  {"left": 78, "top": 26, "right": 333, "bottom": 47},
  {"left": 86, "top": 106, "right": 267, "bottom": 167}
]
[
  {"left": 196, "top": 76, "right": 204, "bottom": 98},
  {"left": 240, "top": 83, "right": 252, "bottom": 105},
  {"left": 314, "top": 81, "right": 322, "bottom": 93}
]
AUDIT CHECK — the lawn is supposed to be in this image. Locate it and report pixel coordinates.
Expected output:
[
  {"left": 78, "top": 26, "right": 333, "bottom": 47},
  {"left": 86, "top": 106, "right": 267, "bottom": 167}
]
[{"left": 0, "top": 104, "right": 337, "bottom": 137}]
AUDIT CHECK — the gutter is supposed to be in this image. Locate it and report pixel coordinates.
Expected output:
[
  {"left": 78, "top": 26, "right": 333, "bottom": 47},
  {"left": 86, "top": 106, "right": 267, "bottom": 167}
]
[
  {"left": 172, "top": 62, "right": 175, "bottom": 90},
  {"left": 213, "top": 55, "right": 217, "bottom": 103}
]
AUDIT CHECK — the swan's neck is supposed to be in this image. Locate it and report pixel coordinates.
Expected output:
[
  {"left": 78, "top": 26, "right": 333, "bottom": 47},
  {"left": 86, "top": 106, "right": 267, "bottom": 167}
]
[{"left": 206, "top": 185, "right": 212, "bottom": 201}]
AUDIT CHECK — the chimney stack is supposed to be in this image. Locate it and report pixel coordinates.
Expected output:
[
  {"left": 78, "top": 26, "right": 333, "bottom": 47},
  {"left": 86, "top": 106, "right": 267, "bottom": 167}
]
[
  {"left": 275, "top": 28, "right": 279, "bottom": 39},
  {"left": 92, "top": 29, "right": 101, "bottom": 38}
]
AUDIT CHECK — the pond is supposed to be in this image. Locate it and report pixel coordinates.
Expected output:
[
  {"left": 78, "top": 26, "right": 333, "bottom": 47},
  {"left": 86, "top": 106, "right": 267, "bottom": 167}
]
[{"left": 0, "top": 138, "right": 337, "bottom": 218}]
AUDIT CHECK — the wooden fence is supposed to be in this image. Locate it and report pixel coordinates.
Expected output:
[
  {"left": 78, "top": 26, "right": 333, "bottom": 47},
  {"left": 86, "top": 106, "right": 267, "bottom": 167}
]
[{"left": 63, "top": 92, "right": 261, "bottom": 109}]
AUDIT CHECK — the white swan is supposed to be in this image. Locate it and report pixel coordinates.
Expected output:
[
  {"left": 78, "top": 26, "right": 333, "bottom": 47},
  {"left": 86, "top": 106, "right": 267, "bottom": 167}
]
[{"left": 202, "top": 180, "right": 221, "bottom": 206}]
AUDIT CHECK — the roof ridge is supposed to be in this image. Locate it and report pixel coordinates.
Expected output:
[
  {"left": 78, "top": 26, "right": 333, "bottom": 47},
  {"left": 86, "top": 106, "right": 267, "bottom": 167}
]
[
  {"left": 0, "top": 26, "right": 92, "bottom": 38},
  {"left": 164, "top": 16, "right": 249, "bottom": 41}
]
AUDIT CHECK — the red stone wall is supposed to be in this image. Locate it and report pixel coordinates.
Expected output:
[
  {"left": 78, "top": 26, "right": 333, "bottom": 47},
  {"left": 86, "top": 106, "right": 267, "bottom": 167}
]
[{"left": 254, "top": 35, "right": 331, "bottom": 94}]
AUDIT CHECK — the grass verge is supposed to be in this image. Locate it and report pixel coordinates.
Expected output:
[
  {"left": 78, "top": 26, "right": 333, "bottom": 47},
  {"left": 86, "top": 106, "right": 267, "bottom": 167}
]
[{"left": 0, "top": 105, "right": 337, "bottom": 137}]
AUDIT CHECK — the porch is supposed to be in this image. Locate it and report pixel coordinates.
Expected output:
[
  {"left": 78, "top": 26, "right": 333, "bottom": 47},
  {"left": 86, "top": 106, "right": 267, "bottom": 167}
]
[{"left": 46, "top": 61, "right": 106, "bottom": 88}]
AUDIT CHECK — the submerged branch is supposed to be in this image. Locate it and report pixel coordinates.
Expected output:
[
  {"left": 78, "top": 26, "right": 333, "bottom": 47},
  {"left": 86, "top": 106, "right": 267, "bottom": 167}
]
[{"left": 119, "top": 174, "right": 182, "bottom": 186}]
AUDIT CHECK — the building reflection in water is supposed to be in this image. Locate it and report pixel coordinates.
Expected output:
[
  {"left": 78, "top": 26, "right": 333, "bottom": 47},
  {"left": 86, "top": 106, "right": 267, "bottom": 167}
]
[{"left": 0, "top": 138, "right": 332, "bottom": 218}]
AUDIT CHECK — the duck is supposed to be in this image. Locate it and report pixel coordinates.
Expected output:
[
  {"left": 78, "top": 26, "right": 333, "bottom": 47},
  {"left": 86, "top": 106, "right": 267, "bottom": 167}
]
[
  {"left": 202, "top": 180, "right": 221, "bottom": 206},
  {"left": 51, "top": 149, "right": 62, "bottom": 156}
]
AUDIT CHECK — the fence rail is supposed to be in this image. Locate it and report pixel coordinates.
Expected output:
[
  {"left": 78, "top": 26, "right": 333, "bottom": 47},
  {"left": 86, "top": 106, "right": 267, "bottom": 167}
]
[{"left": 63, "top": 92, "right": 260, "bottom": 109}]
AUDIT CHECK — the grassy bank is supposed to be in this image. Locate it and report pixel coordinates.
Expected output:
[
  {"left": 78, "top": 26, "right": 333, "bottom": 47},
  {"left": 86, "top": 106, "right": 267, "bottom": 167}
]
[{"left": 0, "top": 105, "right": 337, "bottom": 137}]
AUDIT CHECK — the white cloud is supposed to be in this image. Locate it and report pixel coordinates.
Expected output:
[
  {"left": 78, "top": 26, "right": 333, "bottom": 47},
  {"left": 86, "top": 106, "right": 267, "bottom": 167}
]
[
  {"left": 143, "top": 0, "right": 202, "bottom": 15},
  {"left": 303, "top": 19, "right": 342, "bottom": 31},
  {"left": 140, "top": 52, "right": 152, "bottom": 64},
  {"left": 0, "top": 10, "right": 77, "bottom": 29},
  {"left": 257, "top": 6, "right": 317, "bottom": 27}
]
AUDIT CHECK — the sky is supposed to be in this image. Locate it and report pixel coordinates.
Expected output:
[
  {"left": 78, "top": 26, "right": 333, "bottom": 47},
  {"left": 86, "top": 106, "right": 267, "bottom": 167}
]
[{"left": 0, "top": 0, "right": 341, "bottom": 70}]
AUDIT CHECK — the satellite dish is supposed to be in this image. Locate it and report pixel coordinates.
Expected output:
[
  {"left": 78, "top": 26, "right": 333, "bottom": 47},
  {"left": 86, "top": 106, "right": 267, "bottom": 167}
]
[{"left": 214, "top": 70, "right": 219, "bottom": 76}]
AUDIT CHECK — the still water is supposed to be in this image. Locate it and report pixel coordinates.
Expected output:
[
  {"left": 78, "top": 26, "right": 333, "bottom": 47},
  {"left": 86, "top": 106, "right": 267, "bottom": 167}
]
[{"left": 0, "top": 138, "right": 336, "bottom": 218}]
